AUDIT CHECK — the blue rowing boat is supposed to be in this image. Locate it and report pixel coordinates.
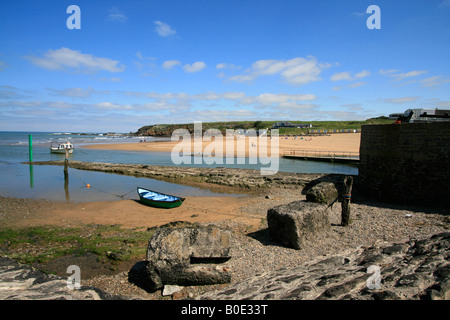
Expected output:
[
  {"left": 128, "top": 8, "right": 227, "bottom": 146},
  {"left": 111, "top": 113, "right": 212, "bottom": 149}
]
[{"left": 137, "top": 187, "right": 185, "bottom": 209}]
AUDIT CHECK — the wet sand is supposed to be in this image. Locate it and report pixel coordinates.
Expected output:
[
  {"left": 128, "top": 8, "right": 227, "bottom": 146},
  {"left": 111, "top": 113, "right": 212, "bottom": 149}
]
[
  {"left": 2, "top": 195, "right": 257, "bottom": 230},
  {"left": 82, "top": 133, "right": 361, "bottom": 157}
]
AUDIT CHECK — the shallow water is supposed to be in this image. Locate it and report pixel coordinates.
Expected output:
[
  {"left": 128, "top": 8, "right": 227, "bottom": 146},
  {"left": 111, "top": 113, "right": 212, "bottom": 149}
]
[
  {"left": 0, "top": 131, "right": 358, "bottom": 202},
  {"left": 0, "top": 163, "right": 238, "bottom": 202}
]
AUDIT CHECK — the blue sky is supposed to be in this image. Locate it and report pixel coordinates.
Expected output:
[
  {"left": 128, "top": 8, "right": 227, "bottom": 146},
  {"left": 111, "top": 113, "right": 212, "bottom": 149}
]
[{"left": 0, "top": 0, "right": 449, "bottom": 132}]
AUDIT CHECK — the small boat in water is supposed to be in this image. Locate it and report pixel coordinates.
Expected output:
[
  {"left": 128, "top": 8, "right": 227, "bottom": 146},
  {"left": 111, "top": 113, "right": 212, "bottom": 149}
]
[
  {"left": 50, "top": 141, "right": 74, "bottom": 154},
  {"left": 137, "top": 187, "right": 185, "bottom": 209}
]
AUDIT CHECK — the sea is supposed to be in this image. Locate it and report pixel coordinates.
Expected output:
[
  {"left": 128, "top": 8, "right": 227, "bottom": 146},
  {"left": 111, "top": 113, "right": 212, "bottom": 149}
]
[{"left": 0, "top": 131, "right": 358, "bottom": 202}]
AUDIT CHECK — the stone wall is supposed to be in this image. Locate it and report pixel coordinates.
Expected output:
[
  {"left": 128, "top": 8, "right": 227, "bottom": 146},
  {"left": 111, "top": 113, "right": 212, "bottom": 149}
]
[{"left": 358, "top": 123, "right": 450, "bottom": 206}]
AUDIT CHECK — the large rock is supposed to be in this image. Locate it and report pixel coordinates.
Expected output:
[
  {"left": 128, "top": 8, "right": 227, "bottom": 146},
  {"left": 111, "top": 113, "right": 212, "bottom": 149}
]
[
  {"left": 267, "top": 201, "right": 330, "bottom": 250},
  {"left": 305, "top": 181, "right": 339, "bottom": 205},
  {"left": 145, "top": 226, "right": 232, "bottom": 291}
]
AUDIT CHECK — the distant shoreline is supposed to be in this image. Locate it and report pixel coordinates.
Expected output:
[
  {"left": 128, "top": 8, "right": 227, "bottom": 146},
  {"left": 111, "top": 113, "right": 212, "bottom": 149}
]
[{"left": 81, "top": 133, "right": 361, "bottom": 158}]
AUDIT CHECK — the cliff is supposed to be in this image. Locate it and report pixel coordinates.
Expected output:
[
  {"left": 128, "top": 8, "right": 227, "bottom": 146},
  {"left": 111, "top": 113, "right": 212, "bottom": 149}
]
[{"left": 134, "top": 122, "right": 256, "bottom": 137}]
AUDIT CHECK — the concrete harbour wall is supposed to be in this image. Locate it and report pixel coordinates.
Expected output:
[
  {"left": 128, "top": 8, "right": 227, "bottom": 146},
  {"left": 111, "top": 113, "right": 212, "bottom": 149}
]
[{"left": 359, "top": 122, "right": 450, "bottom": 206}]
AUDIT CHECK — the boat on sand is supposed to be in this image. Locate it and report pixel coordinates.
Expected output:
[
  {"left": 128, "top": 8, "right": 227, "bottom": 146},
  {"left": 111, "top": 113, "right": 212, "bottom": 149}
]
[{"left": 137, "top": 187, "right": 185, "bottom": 209}]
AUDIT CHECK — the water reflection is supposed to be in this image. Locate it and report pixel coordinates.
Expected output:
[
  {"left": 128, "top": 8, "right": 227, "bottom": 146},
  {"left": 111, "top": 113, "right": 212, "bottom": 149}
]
[
  {"left": 0, "top": 163, "right": 241, "bottom": 203},
  {"left": 29, "top": 163, "right": 34, "bottom": 188},
  {"left": 64, "top": 162, "right": 70, "bottom": 203}
]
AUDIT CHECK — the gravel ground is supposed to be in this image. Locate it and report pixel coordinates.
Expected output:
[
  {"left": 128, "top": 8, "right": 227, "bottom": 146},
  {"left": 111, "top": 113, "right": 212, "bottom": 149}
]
[{"left": 83, "top": 187, "right": 450, "bottom": 299}]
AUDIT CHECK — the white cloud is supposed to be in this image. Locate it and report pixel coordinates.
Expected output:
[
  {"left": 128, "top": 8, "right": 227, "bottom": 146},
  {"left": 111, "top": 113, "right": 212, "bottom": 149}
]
[
  {"left": 330, "top": 72, "right": 353, "bottom": 81},
  {"left": 132, "top": 52, "right": 157, "bottom": 75},
  {"left": 120, "top": 90, "right": 316, "bottom": 112},
  {"left": 216, "top": 63, "right": 241, "bottom": 70},
  {"left": 383, "top": 96, "right": 421, "bottom": 104},
  {"left": 95, "top": 102, "right": 132, "bottom": 110},
  {"left": 422, "top": 98, "right": 450, "bottom": 108},
  {"left": 0, "top": 60, "right": 8, "bottom": 71},
  {"left": 0, "top": 85, "right": 30, "bottom": 99},
  {"left": 183, "top": 61, "right": 206, "bottom": 73},
  {"left": 25, "top": 47, "right": 125, "bottom": 73},
  {"left": 222, "top": 92, "right": 246, "bottom": 100},
  {"left": 355, "top": 70, "right": 371, "bottom": 79},
  {"left": 108, "top": 7, "right": 127, "bottom": 22},
  {"left": 1, "top": 86, "right": 379, "bottom": 131},
  {"left": 162, "top": 60, "right": 181, "bottom": 70},
  {"left": 420, "top": 76, "right": 450, "bottom": 87},
  {"left": 228, "top": 56, "right": 324, "bottom": 86},
  {"left": 240, "top": 93, "right": 316, "bottom": 106},
  {"left": 47, "top": 87, "right": 110, "bottom": 98},
  {"left": 331, "top": 70, "right": 370, "bottom": 81},
  {"left": 436, "top": 100, "right": 450, "bottom": 108},
  {"left": 193, "top": 91, "right": 220, "bottom": 100},
  {"left": 99, "top": 77, "right": 121, "bottom": 82},
  {"left": 122, "top": 91, "right": 245, "bottom": 103},
  {"left": 348, "top": 81, "right": 366, "bottom": 88},
  {"left": 136, "top": 52, "right": 144, "bottom": 60},
  {"left": 379, "top": 69, "right": 399, "bottom": 75},
  {"left": 389, "top": 70, "right": 428, "bottom": 81},
  {"left": 135, "top": 51, "right": 155, "bottom": 61},
  {"left": 154, "top": 21, "right": 176, "bottom": 37},
  {"left": 341, "top": 103, "right": 364, "bottom": 110},
  {"left": 229, "top": 74, "right": 254, "bottom": 82}
]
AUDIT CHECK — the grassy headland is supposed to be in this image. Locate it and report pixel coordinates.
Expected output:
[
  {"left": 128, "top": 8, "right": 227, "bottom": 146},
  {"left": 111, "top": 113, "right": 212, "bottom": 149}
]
[{"left": 134, "top": 117, "right": 393, "bottom": 136}]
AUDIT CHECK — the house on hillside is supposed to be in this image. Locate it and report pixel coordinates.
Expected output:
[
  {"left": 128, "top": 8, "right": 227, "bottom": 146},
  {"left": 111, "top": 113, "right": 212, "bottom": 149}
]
[{"left": 389, "top": 108, "right": 450, "bottom": 123}]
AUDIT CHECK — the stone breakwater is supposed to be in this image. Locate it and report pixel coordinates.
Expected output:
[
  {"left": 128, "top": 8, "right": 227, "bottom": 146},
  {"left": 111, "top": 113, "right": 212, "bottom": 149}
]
[
  {"left": 28, "top": 160, "right": 329, "bottom": 189},
  {"left": 197, "top": 232, "right": 450, "bottom": 300}
]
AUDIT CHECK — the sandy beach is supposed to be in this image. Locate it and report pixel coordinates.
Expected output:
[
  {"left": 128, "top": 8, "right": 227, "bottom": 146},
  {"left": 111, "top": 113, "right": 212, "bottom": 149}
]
[
  {"left": 2, "top": 196, "right": 256, "bottom": 230},
  {"left": 82, "top": 133, "right": 361, "bottom": 157}
]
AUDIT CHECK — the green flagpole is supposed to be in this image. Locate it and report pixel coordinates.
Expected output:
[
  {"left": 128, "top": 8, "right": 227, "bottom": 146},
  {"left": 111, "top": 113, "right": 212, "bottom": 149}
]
[{"left": 28, "top": 134, "right": 33, "bottom": 162}]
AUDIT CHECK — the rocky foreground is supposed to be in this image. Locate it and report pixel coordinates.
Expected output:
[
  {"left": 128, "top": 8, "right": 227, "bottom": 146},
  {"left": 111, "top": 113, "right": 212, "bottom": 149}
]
[
  {"left": 1, "top": 231, "right": 449, "bottom": 300},
  {"left": 198, "top": 232, "right": 450, "bottom": 300}
]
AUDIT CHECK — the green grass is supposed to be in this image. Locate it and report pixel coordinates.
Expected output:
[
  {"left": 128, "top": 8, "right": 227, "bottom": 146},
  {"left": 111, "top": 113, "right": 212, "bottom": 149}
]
[
  {"left": 136, "top": 117, "right": 394, "bottom": 136},
  {"left": 0, "top": 224, "right": 153, "bottom": 264}
]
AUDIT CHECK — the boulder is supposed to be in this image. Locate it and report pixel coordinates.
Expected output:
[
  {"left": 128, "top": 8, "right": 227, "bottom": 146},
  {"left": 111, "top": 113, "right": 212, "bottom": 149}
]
[
  {"left": 267, "top": 201, "right": 330, "bottom": 250},
  {"left": 305, "top": 181, "right": 339, "bottom": 205},
  {"left": 144, "top": 226, "right": 232, "bottom": 291}
]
